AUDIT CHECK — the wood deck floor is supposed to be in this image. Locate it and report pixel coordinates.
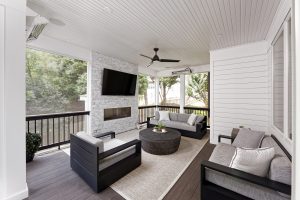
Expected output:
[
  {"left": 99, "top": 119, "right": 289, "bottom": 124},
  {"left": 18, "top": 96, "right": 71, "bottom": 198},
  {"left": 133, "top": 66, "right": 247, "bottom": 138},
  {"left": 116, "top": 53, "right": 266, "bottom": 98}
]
[{"left": 26, "top": 138, "right": 214, "bottom": 200}]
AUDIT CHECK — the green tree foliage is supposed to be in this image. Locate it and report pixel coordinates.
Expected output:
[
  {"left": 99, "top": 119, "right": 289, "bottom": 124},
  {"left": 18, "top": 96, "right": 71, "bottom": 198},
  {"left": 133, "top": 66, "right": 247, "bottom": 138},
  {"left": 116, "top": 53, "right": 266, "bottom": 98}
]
[
  {"left": 26, "top": 48, "right": 87, "bottom": 115},
  {"left": 186, "top": 73, "right": 209, "bottom": 107},
  {"left": 138, "top": 74, "right": 149, "bottom": 105},
  {"left": 159, "top": 76, "right": 179, "bottom": 105},
  {"left": 138, "top": 75, "right": 148, "bottom": 95}
]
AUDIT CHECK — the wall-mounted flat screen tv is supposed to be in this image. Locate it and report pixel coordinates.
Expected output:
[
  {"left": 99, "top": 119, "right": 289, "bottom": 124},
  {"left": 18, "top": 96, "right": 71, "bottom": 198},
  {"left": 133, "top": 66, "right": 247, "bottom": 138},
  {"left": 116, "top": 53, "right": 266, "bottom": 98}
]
[{"left": 102, "top": 68, "right": 137, "bottom": 96}]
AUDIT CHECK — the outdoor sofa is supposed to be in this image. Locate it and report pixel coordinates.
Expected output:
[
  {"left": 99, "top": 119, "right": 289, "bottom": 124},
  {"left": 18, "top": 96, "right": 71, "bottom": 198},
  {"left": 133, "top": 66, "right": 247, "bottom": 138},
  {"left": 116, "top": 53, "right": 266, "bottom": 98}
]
[{"left": 147, "top": 111, "right": 207, "bottom": 139}]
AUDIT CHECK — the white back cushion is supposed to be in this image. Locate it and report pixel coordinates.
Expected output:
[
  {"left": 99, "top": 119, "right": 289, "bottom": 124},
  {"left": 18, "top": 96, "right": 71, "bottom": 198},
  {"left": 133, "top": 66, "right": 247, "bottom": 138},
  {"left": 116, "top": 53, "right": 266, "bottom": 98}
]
[
  {"left": 77, "top": 132, "right": 104, "bottom": 153},
  {"left": 159, "top": 111, "right": 170, "bottom": 121},
  {"left": 230, "top": 147, "right": 275, "bottom": 177}
]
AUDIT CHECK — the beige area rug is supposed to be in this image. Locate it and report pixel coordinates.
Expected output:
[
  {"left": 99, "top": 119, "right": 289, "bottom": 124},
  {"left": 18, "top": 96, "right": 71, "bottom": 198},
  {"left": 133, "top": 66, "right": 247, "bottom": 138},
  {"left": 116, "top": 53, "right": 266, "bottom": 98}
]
[{"left": 63, "top": 129, "right": 209, "bottom": 200}]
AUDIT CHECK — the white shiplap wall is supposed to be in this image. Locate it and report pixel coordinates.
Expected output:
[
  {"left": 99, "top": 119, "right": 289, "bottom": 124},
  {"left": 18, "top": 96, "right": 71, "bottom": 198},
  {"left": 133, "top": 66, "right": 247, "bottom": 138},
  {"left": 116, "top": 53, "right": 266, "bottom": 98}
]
[{"left": 210, "top": 41, "right": 269, "bottom": 144}]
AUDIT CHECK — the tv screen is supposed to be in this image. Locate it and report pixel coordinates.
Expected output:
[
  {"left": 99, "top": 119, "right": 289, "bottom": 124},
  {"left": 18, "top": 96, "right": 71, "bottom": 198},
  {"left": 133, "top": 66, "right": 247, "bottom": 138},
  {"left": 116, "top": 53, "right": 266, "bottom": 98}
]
[{"left": 102, "top": 68, "right": 137, "bottom": 96}]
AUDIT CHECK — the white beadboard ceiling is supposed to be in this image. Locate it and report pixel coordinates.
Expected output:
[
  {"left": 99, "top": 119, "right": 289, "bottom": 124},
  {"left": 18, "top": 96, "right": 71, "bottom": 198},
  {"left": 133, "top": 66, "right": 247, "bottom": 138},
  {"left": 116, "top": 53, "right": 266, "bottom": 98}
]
[{"left": 27, "top": 0, "right": 281, "bottom": 71}]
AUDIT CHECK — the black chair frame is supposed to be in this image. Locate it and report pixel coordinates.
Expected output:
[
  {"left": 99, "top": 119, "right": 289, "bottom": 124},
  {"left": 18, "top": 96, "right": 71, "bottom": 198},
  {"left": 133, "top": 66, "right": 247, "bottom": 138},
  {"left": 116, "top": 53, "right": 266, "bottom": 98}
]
[{"left": 70, "top": 132, "right": 141, "bottom": 192}]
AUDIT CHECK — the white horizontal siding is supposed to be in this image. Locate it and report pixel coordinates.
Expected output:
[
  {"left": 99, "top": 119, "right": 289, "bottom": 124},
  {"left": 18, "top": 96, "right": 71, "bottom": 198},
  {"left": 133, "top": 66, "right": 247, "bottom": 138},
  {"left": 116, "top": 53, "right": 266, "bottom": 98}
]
[{"left": 210, "top": 42, "right": 269, "bottom": 143}]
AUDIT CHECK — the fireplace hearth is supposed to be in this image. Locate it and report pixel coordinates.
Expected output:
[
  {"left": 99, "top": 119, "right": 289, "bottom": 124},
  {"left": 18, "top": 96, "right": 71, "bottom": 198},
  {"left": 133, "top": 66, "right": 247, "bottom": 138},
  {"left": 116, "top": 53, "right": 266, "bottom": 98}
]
[{"left": 104, "top": 107, "right": 131, "bottom": 121}]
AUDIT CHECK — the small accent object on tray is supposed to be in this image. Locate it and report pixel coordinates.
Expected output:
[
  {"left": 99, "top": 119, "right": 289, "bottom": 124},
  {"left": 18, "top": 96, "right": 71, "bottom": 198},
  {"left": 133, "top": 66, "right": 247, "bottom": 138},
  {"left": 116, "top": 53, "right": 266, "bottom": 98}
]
[{"left": 153, "top": 122, "right": 167, "bottom": 133}]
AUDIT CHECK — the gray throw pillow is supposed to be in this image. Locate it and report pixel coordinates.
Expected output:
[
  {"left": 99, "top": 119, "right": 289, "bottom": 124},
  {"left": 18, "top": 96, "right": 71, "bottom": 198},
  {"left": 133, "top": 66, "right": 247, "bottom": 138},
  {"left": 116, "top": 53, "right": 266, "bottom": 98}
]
[
  {"left": 169, "top": 112, "right": 178, "bottom": 121},
  {"left": 154, "top": 111, "right": 159, "bottom": 120},
  {"left": 232, "top": 128, "right": 265, "bottom": 148},
  {"left": 195, "top": 115, "right": 205, "bottom": 124}
]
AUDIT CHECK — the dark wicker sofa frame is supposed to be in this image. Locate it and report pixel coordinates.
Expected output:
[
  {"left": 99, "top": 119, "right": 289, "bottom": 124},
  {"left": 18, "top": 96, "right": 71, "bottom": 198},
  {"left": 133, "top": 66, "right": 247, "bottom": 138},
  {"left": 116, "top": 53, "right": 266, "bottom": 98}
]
[
  {"left": 146, "top": 115, "right": 207, "bottom": 139},
  {"left": 70, "top": 132, "right": 141, "bottom": 193},
  {"left": 201, "top": 131, "right": 292, "bottom": 200}
]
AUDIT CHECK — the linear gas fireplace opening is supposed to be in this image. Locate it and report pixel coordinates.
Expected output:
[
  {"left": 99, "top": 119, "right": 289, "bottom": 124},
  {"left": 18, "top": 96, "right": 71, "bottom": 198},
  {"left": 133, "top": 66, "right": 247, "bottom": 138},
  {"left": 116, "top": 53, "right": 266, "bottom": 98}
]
[{"left": 104, "top": 107, "right": 131, "bottom": 121}]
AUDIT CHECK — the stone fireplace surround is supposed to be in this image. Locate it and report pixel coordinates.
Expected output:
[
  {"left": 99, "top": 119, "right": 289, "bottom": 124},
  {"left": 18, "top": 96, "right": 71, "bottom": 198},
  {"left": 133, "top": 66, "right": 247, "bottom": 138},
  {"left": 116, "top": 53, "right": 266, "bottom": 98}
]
[{"left": 90, "top": 52, "right": 138, "bottom": 134}]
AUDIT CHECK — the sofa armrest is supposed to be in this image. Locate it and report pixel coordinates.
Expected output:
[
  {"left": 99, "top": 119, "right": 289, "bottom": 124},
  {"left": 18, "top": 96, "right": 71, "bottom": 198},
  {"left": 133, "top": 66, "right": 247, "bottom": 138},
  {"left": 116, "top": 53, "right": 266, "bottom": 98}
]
[
  {"left": 195, "top": 116, "right": 207, "bottom": 139},
  {"left": 147, "top": 116, "right": 155, "bottom": 128},
  {"left": 218, "top": 135, "right": 234, "bottom": 143},
  {"left": 147, "top": 116, "right": 155, "bottom": 121},
  {"left": 196, "top": 116, "right": 207, "bottom": 130},
  {"left": 98, "top": 139, "right": 141, "bottom": 160},
  {"left": 201, "top": 160, "right": 291, "bottom": 195},
  {"left": 94, "top": 131, "right": 115, "bottom": 139}
]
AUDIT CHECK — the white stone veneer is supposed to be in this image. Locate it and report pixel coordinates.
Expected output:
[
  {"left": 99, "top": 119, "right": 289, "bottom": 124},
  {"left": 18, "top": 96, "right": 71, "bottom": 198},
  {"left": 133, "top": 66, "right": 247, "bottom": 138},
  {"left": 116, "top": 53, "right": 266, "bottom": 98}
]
[{"left": 90, "top": 51, "right": 138, "bottom": 134}]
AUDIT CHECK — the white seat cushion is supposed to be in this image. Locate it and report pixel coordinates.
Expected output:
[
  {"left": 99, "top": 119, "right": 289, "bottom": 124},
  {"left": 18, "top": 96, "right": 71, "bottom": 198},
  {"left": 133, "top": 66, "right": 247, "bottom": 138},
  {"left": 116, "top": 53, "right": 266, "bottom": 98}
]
[
  {"left": 76, "top": 132, "right": 104, "bottom": 153},
  {"left": 99, "top": 139, "right": 136, "bottom": 171}
]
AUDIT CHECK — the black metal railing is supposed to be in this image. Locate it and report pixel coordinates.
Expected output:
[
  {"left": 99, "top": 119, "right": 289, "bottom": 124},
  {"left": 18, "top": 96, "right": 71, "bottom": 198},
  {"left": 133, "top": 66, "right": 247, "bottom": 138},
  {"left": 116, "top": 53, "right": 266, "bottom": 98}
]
[
  {"left": 158, "top": 105, "right": 181, "bottom": 113},
  {"left": 184, "top": 106, "right": 210, "bottom": 117},
  {"left": 138, "top": 105, "right": 156, "bottom": 124},
  {"left": 138, "top": 105, "right": 210, "bottom": 126},
  {"left": 26, "top": 111, "right": 90, "bottom": 150}
]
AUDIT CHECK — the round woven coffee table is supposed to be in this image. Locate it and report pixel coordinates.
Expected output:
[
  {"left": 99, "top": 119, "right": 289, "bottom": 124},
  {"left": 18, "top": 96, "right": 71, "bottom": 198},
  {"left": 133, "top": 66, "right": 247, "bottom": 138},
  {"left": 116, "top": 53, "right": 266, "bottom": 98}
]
[{"left": 139, "top": 128, "right": 181, "bottom": 155}]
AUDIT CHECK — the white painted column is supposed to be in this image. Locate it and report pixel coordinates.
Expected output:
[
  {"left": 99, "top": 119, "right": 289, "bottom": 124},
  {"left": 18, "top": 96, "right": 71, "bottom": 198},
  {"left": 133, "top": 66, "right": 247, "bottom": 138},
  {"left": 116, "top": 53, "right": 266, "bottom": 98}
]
[
  {"left": 155, "top": 77, "right": 159, "bottom": 110},
  {"left": 293, "top": 0, "right": 300, "bottom": 199},
  {"left": 0, "top": 1, "right": 28, "bottom": 200},
  {"left": 179, "top": 75, "right": 185, "bottom": 113},
  {"left": 86, "top": 59, "right": 92, "bottom": 135}
]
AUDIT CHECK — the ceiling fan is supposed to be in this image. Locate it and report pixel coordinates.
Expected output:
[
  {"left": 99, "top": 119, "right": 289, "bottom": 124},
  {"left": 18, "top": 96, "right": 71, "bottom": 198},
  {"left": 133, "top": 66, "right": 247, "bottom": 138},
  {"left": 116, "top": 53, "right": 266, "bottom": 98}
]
[{"left": 140, "top": 48, "right": 180, "bottom": 67}]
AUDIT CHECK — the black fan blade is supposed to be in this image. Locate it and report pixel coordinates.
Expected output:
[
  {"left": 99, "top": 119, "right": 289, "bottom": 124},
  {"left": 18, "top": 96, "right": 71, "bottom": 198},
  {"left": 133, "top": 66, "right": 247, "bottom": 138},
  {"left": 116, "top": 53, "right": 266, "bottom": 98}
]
[
  {"left": 140, "top": 54, "right": 153, "bottom": 60},
  {"left": 147, "top": 61, "right": 153, "bottom": 67},
  {"left": 159, "top": 59, "right": 180, "bottom": 62}
]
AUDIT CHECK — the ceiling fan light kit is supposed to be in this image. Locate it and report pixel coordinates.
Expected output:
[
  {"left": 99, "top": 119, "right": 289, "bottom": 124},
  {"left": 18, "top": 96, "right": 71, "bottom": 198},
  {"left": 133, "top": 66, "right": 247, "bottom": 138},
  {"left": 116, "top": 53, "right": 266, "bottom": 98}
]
[{"left": 140, "top": 48, "right": 180, "bottom": 67}]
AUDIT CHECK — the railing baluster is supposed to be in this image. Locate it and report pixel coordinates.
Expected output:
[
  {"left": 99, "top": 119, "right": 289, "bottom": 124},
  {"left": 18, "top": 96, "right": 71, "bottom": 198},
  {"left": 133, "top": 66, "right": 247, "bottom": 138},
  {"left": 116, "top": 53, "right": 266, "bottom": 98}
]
[
  {"left": 68, "top": 116, "right": 70, "bottom": 139},
  {"left": 73, "top": 116, "right": 75, "bottom": 134},
  {"left": 41, "top": 119, "right": 43, "bottom": 146},
  {"left": 52, "top": 118, "right": 55, "bottom": 144},
  {"left": 27, "top": 121, "right": 30, "bottom": 133},
  {"left": 81, "top": 115, "right": 83, "bottom": 131},
  {"left": 77, "top": 115, "right": 79, "bottom": 132},
  {"left": 58, "top": 117, "right": 60, "bottom": 150},
  {"left": 63, "top": 117, "right": 66, "bottom": 141},
  {"left": 34, "top": 120, "right": 37, "bottom": 134},
  {"left": 47, "top": 119, "right": 49, "bottom": 146}
]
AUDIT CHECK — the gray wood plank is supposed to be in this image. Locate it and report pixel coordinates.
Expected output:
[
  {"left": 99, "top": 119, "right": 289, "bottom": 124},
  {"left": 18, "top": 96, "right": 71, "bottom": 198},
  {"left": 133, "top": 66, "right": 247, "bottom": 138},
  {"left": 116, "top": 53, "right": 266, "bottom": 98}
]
[{"left": 27, "top": 134, "right": 214, "bottom": 200}]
